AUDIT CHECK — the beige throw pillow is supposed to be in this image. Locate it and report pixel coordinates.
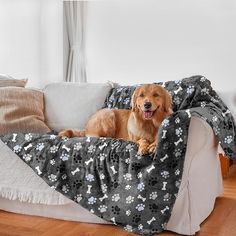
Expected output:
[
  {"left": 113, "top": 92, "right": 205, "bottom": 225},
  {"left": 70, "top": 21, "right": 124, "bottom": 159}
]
[
  {"left": 0, "top": 87, "right": 50, "bottom": 135},
  {"left": 0, "top": 74, "right": 28, "bottom": 87}
]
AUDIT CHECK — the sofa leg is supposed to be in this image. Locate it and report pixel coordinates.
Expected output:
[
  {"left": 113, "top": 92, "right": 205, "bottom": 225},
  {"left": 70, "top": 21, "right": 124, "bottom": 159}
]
[{"left": 219, "top": 154, "right": 230, "bottom": 178}]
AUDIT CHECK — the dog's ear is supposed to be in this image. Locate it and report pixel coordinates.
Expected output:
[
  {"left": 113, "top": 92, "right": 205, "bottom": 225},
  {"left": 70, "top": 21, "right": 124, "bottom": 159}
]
[
  {"left": 131, "top": 88, "right": 139, "bottom": 111},
  {"left": 163, "top": 89, "right": 173, "bottom": 115}
]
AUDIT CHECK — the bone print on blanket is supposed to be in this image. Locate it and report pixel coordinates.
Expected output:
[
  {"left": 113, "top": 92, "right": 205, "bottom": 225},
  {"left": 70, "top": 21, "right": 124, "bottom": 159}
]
[{"left": 1, "top": 75, "right": 235, "bottom": 236}]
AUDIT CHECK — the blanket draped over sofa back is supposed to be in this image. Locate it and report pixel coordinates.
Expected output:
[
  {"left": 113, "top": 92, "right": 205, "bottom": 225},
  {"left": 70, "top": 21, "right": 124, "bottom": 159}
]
[{"left": 1, "top": 76, "right": 235, "bottom": 236}]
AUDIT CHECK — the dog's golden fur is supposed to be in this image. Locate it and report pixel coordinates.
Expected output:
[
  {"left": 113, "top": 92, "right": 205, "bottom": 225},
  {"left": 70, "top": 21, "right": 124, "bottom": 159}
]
[{"left": 59, "top": 84, "right": 172, "bottom": 154}]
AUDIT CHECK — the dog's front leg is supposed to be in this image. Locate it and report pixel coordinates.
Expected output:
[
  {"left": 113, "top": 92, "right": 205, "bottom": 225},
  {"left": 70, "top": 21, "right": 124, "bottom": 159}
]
[
  {"left": 148, "top": 140, "right": 157, "bottom": 153},
  {"left": 58, "top": 129, "right": 85, "bottom": 138},
  {"left": 136, "top": 139, "right": 150, "bottom": 155}
]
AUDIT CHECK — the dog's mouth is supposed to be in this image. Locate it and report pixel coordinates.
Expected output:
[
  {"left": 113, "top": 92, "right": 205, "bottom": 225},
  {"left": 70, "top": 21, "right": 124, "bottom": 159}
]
[
  {"left": 142, "top": 105, "right": 160, "bottom": 120},
  {"left": 143, "top": 110, "right": 154, "bottom": 119}
]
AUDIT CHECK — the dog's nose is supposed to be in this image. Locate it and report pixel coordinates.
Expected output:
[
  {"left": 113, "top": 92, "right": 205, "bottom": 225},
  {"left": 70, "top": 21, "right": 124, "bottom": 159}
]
[{"left": 144, "top": 102, "right": 152, "bottom": 109}]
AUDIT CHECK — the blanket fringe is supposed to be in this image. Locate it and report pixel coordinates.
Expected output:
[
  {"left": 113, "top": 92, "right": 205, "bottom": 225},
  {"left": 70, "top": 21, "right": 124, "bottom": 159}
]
[{"left": 0, "top": 186, "right": 71, "bottom": 205}]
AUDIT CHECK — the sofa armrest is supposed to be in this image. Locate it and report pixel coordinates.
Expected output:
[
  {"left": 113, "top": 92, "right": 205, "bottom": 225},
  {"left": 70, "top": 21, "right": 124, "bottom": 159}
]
[
  {"left": 167, "top": 116, "right": 223, "bottom": 235},
  {"left": 180, "top": 116, "right": 219, "bottom": 190}
]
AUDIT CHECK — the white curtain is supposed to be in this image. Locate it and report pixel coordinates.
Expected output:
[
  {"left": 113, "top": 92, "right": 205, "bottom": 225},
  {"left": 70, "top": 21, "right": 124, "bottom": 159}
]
[{"left": 64, "top": 1, "right": 87, "bottom": 82}]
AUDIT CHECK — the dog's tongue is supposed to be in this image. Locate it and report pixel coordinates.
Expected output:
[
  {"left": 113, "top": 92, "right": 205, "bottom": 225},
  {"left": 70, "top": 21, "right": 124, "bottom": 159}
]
[{"left": 144, "top": 111, "right": 153, "bottom": 119}]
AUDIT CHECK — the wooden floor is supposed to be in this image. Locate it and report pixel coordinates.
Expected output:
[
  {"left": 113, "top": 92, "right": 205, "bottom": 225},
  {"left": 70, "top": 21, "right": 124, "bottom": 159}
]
[{"left": 0, "top": 165, "right": 236, "bottom": 236}]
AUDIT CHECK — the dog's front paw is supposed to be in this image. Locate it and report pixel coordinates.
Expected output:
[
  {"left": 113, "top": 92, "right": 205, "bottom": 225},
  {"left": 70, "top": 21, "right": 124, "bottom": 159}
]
[
  {"left": 58, "top": 129, "right": 74, "bottom": 138},
  {"left": 138, "top": 145, "right": 149, "bottom": 155},
  {"left": 148, "top": 143, "right": 157, "bottom": 153}
]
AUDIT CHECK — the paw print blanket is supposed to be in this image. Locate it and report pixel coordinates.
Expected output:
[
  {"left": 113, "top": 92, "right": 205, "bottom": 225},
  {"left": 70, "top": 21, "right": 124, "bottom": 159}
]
[{"left": 1, "top": 76, "right": 235, "bottom": 235}]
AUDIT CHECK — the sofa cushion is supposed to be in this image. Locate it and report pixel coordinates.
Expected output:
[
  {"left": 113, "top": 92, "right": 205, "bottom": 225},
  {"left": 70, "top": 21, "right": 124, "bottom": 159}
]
[
  {"left": 0, "top": 74, "right": 28, "bottom": 87},
  {"left": 0, "top": 87, "right": 50, "bottom": 135},
  {"left": 43, "top": 82, "right": 112, "bottom": 132}
]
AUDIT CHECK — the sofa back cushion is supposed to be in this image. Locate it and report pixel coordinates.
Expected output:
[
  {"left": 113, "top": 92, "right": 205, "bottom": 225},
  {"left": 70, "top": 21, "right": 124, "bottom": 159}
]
[
  {"left": 43, "top": 82, "right": 112, "bottom": 132},
  {"left": 0, "top": 87, "right": 50, "bottom": 135}
]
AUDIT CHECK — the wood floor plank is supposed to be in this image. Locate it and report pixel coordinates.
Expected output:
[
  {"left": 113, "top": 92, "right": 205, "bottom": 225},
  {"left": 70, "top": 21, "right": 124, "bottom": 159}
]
[{"left": 0, "top": 222, "right": 41, "bottom": 236}]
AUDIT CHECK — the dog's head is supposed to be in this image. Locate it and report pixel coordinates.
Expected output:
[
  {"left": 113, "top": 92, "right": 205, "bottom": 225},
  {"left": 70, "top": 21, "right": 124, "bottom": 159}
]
[{"left": 131, "top": 84, "right": 172, "bottom": 120}]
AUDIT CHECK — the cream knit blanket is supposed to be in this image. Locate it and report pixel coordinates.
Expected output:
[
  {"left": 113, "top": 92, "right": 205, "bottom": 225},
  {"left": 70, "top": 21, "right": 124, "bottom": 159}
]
[{"left": 0, "top": 139, "right": 71, "bottom": 205}]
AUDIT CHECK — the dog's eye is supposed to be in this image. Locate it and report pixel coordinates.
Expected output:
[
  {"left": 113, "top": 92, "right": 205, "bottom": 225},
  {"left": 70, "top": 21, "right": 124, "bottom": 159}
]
[
  {"left": 139, "top": 93, "right": 145, "bottom": 97},
  {"left": 153, "top": 93, "right": 159, "bottom": 97}
]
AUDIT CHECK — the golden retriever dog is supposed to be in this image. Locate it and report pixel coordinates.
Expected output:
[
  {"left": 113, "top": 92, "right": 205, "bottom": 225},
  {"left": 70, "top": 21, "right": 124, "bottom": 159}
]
[{"left": 59, "top": 84, "right": 172, "bottom": 154}]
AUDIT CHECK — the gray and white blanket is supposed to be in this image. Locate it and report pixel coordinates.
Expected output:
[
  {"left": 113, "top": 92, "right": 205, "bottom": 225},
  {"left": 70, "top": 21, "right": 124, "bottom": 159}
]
[{"left": 1, "top": 76, "right": 235, "bottom": 235}]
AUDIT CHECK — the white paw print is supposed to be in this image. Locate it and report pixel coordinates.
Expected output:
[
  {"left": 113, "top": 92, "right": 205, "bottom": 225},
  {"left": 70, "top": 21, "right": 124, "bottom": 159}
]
[
  {"left": 99, "top": 153, "right": 107, "bottom": 161},
  {"left": 163, "top": 193, "right": 171, "bottom": 201},
  {"left": 187, "top": 85, "right": 194, "bottom": 94},
  {"left": 50, "top": 185, "right": 56, "bottom": 190},
  {"left": 100, "top": 173, "right": 105, "bottom": 180},
  {"left": 101, "top": 184, "right": 108, "bottom": 193},
  {"left": 174, "top": 96, "right": 181, "bottom": 105},
  {"left": 175, "top": 117, "right": 180, "bottom": 124},
  {"left": 123, "top": 173, "right": 132, "bottom": 181},
  {"left": 213, "top": 126, "right": 220, "bottom": 135},
  {"left": 48, "top": 174, "right": 57, "bottom": 182},
  {"left": 175, "top": 128, "right": 183, "bottom": 137},
  {"left": 74, "top": 142, "right": 82, "bottom": 151},
  {"left": 124, "top": 225, "right": 133, "bottom": 232},
  {"left": 36, "top": 143, "right": 45, "bottom": 151},
  {"left": 61, "top": 174, "right": 67, "bottom": 180},
  {"left": 201, "top": 88, "right": 209, "bottom": 95},
  {"left": 175, "top": 180, "right": 181, "bottom": 188},
  {"left": 125, "top": 185, "right": 131, "bottom": 190},
  {"left": 74, "top": 194, "right": 82, "bottom": 202},
  {"left": 137, "top": 182, "right": 145, "bottom": 192},
  {"left": 175, "top": 80, "right": 182, "bottom": 85},
  {"left": 50, "top": 145, "right": 58, "bottom": 153},
  {"left": 98, "top": 205, "right": 108, "bottom": 213},
  {"left": 174, "top": 149, "right": 182, "bottom": 157},
  {"left": 13, "top": 145, "right": 22, "bottom": 153},
  {"left": 135, "top": 153, "right": 142, "bottom": 160},
  {"left": 25, "top": 133, "right": 33, "bottom": 141},
  {"left": 88, "top": 196, "right": 97, "bottom": 205},
  {"left": 125, "top": 158, "right": 131, "bottom": 164},
  {"left": 50, "top": 159, "right": 55, "bottom": 165},
  {"left": 126, "top": 143, "right": 134, "bottom": 151},
  {"left": 200, "top": 76, "right": 206, "bottom": 82},
  {"left": 86, "top": 174, "right": 95, "bottom": 182},
  {"left": 175, "top": 169, "right": 180, "bottom": 176},
  {"left": 137, "top": 172, "right": 142, "bottom": 179},
  {"left": 162, "top": 222, "right": 168, "bottom": 230},
  {"left": 126, "top": 195, "right": 134, "bottom": 204},
  {"left": 112, "top": 194, "right": 120, "bottom": 202},
  {"left": 88, "top": 145, "right": 96, "bottom": 153},
  {"left": 60, "top": 153, "right": 69, "bottom": 161},
  {"left": 224, "top": 135, "right": 233, "bottom": 144},
  {"left": 201, "top": 101, "right": 206, "bottom": 108},
  {"left": 138, "top": 224, "right": 143, "bottom": 230},
  {"left": 136, "top": 203, "right": 145, "bottom": 211},
  {"left": 212, "top": 116, "right": 218, "bottom": 122},
  {"left": 62, "top": 184, "right": 69, "bottom": 193},
  {"left": 161, "top": 171, "right": 170, "bottom": 179},
  {"left": 149, "top": 192, "right": 158, "bottom": 200},
  {"left": 49, "top": 134, "right": 57, "bottom": 140},
  {"left": 123, "top": 97, "right": 130, "bottom": 105},
  {"left": 23, "top": 154, "right": 32, "bottom": 162},
  {"left": 126, "top": 210, "right": 131, "bottom": 216},
  {"left": 62, "top": 136, "right": 69, "bottom": 141},
  {"left": 162, "top": 119, "right": 170, "bottom": 127}
]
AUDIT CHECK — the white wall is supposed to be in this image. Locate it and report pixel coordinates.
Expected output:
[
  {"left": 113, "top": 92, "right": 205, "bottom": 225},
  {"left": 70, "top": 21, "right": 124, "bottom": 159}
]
[
  {"left": 86, "top": 0, "right": 236, "bottom": 91},
  {"left": 0, "top": 0, "right": 63, "bottom": 88}
]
